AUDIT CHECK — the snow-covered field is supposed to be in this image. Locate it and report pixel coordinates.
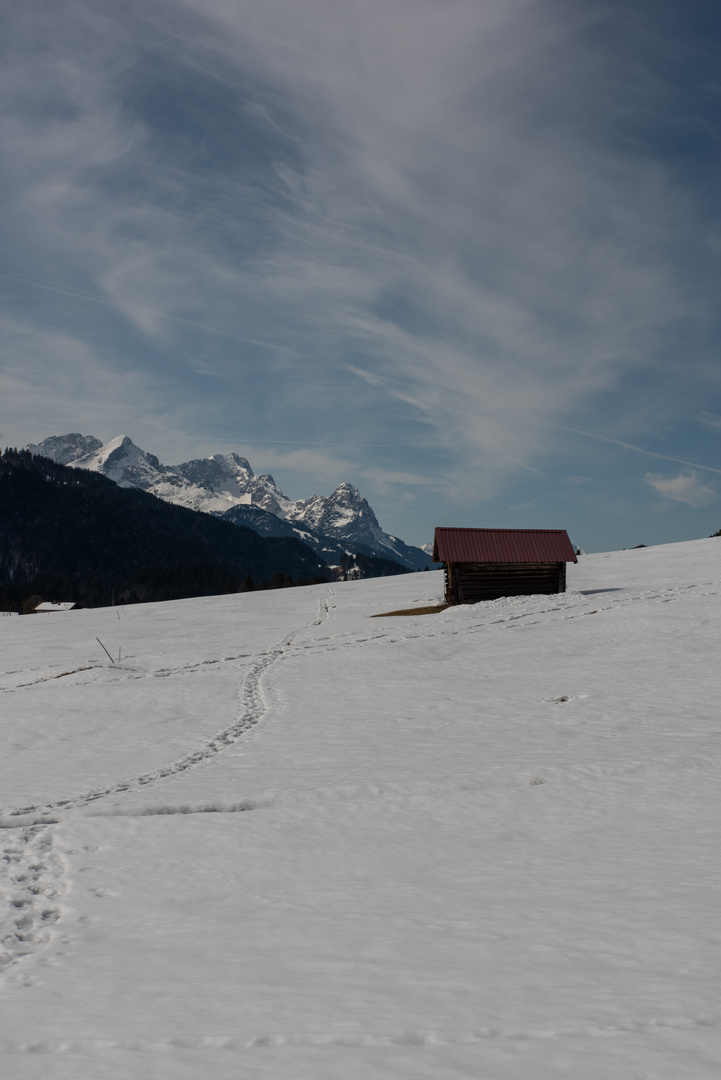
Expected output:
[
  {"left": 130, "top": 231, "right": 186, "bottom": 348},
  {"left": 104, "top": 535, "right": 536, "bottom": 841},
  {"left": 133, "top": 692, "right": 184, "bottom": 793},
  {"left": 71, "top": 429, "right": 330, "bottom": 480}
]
[{"left": 1, "top": 539, "right": 720, "bottom": 1079}]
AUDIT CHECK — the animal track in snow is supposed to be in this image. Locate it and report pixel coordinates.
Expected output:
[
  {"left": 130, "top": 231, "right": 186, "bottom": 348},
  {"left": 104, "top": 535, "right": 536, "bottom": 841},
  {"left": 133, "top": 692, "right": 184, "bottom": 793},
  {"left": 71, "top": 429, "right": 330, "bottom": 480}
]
[
  {"left": 291, "top": 581, "right": 715, "bottom": 662},
  {"left": 0, "top": 654, "right": 254, "bottom": 696},
  {"left": 2, "top": 1010, "right": 718, "bottom": 1054},
  {"left": 0, "top": 665, "right": 102, "bottom": 693},
  {"left": 2, "top": 592, "right": 336, "bottom": 821},
  {"left": 0, "top": 595, "right": 337, "bottom": 976},
  {"left": 0, "top": 826, "right": 66, "bottom": 973}
]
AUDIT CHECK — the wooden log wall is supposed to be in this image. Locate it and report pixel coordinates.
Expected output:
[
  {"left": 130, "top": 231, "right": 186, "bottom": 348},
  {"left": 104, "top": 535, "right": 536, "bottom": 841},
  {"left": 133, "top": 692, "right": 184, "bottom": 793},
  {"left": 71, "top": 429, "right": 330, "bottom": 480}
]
[{"left": 446, "top": 561, "right": 566, "bottom": 603}]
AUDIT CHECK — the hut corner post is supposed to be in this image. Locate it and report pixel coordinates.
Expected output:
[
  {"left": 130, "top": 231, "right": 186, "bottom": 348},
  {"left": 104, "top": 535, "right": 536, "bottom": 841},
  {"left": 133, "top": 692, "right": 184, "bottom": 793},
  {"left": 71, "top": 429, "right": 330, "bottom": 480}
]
[{"left": 443, "top": 563, "right": 458, "bottom": 606}]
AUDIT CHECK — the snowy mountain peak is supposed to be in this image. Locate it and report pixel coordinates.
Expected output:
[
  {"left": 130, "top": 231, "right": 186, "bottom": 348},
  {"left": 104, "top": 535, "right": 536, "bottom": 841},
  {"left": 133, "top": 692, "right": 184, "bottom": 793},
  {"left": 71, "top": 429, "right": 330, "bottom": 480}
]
[
  {"left": 283, "top": 480, "right": 384, "bottom": 550},
  {"left": 209, "top": 452, "right": 254, "bottom": 476},
  {"left": 72, "top": 435, "right": 164, "bottom": 488},
  {"left": 26, "top": 433, "right": 103, "bottom": 465}
]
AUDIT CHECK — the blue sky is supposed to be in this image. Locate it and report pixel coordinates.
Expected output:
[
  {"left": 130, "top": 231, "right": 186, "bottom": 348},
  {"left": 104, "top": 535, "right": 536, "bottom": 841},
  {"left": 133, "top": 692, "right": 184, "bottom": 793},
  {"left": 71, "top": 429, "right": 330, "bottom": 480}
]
[{"left": 2, "top": 0, "right": 721, "bottom": 552}]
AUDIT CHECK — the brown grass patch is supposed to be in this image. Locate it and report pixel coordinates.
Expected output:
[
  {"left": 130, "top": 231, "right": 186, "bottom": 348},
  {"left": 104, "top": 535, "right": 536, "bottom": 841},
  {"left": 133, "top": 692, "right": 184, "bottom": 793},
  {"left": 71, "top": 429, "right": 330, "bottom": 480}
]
[{"left": 370, "top": 604, "right": 446, "bottom": 617}]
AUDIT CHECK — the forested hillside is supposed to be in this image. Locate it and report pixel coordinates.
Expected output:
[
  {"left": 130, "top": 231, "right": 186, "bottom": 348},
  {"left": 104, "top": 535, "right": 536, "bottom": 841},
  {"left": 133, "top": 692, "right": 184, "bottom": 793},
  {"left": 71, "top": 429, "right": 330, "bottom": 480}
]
[{"left": 0, "top": 450, "right": 328, "bottom": 610}]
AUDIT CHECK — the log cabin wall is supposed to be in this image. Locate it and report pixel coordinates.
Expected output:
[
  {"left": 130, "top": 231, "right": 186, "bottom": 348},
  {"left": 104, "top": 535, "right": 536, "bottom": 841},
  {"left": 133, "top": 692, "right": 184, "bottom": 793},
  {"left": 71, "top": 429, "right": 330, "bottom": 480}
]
[{"left": 446, "top": 561, "right": 565, "bottom": 604}]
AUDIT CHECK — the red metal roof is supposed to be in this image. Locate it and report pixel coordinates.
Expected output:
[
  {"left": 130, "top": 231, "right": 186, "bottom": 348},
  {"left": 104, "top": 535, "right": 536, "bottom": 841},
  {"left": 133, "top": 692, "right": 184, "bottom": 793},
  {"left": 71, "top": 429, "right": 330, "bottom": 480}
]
[{"left": 433, "top": 528, "right": 577, "bottom": 564}]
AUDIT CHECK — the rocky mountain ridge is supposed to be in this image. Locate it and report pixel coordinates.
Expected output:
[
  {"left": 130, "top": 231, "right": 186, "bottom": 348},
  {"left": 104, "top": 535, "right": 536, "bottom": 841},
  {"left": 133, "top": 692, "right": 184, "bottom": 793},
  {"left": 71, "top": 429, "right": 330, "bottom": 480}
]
[{"left": 26, "top": 433, "right": 433, "bottom": 570}]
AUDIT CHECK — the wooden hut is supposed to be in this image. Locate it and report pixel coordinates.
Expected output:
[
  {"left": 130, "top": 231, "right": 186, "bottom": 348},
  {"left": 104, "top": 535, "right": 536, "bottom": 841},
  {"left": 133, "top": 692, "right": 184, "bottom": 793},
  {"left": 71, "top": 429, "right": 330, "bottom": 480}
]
[{"left": 433, "top": 528, "right": 577, "bottom": 604}]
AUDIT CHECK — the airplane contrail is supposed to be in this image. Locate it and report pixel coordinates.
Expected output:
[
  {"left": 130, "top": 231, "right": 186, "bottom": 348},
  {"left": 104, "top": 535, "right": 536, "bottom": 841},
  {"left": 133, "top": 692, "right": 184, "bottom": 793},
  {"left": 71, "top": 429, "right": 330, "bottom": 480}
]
[
  {"left": 0, "top": 268, "right": 300, "bottom": 355},
  {"left": 554, "top": 424, "right": 721, "bottom": 476}
]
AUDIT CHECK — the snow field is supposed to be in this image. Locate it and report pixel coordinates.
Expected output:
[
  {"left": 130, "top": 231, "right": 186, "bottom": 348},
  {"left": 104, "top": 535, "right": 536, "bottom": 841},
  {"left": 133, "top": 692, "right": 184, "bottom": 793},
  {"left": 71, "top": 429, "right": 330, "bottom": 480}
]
[{"left": 1, "top": 539, "right": 720, "bottom": 1078}]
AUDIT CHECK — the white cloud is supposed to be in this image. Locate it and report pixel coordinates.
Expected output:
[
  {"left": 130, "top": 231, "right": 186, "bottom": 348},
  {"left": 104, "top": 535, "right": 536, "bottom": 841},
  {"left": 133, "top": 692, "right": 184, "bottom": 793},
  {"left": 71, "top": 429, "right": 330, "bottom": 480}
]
[
  {"left": 2, "top": 0, "right": 721, "bottom": 527},
  {"left": 0, "top": 318, "right": 158, "bottom": 446},
  {"left": 644, "top": 471, "right": 717, "bottom": 508},
  {"left": 172, "top": 0, "right": 712, "bottom": 480}
]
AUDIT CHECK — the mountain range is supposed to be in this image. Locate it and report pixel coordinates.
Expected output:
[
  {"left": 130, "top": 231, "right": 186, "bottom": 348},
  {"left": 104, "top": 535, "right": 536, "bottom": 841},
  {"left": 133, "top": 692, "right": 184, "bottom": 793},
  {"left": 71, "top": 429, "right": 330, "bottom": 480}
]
[{"left": 26, "top": 434, "right": 434, "bottom": 570}]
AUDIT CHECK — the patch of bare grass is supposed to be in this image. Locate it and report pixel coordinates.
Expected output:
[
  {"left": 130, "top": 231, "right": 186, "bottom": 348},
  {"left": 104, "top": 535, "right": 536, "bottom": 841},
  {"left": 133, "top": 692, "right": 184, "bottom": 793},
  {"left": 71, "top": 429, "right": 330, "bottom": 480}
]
[{"left": 370, "top": 605, "right": 446, "bottom": 618}]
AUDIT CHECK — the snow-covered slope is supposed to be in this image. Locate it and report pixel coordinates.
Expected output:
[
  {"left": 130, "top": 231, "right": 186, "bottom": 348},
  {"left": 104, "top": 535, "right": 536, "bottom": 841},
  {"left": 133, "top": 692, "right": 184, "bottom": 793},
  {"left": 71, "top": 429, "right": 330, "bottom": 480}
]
[
  {"left": 27, "top": 434, "right": 433, "bottom": 569},
  {"left": 1, "top": 538, "right": 720, "bottom": 1079}
]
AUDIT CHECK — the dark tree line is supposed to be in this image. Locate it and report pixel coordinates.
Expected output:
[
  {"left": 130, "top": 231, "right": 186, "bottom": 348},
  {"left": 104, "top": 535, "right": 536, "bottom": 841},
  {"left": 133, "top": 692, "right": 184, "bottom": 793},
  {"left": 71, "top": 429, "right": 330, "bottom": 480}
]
[
  {"left": 337, "top": 552, "right": 410, "bottom": 579},
  {"left": 0, "top": 450, "right": 328, "bottom": 611}
]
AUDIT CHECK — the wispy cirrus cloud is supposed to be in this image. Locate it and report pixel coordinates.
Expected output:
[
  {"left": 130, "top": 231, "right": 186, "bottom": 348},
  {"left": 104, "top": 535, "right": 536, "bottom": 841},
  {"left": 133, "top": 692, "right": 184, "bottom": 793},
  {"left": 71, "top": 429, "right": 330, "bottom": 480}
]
[
  {"left": 645, "top": 471, "right": 717, "bottom": 509},
  {"left": 699, "top": 411, "right": 721, "bottom": 431},
  {"left": 2, "top": 0, "right": 721, "bottom": 546}
]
